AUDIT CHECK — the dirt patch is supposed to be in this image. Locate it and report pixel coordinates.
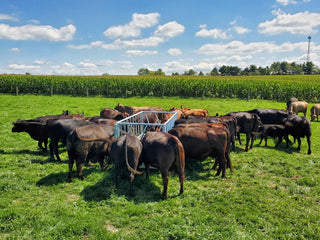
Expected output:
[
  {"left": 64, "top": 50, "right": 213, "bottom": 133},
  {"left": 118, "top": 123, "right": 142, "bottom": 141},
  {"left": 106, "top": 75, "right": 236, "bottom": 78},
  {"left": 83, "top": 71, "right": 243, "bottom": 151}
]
[{"left": 104, "top": 220, "right": 120, "bottom": 233}]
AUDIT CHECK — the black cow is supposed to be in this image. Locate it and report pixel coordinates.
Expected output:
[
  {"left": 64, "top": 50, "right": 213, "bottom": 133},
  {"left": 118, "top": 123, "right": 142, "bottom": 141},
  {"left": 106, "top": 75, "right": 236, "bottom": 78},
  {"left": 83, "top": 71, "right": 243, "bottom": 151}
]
[
  {"left": 226, "top": 112, "right": 262, "bottom": 151},
  {"left": 109, "top": 134, "right": 143, "bottom": 194},
  {"left": 46, "top": 119, "right": 95, "bottom": 161},
  {"left": 258, "top": 124, "right": 289, "bottom": 147},
  {"left": 12, "top": 120, "right": 48, "bottom": 152},
  {"left": 141, "top": 131, "right": 185, "bottom": 199},
  {"left": 284, "top": 114, "right": 312, "bottom": 154},
  {"left": 247, "top": 108, "right": 290, "bottom": 124},
  {"left": 174, "top": 116, "right": 221, "bottom": 125},
  {"left": 67, "top": 124, "right": 113, "bottom": 181}
]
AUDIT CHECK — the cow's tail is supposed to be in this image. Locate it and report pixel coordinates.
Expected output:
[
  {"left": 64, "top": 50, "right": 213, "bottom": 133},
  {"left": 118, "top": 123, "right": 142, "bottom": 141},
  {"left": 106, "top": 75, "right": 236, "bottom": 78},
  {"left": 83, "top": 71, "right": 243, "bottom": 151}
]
[
  {"left": 125, "top": 138, "right": 143, "bottom": 176},
  {"left": 173, "top": 136, "right": 185, "bottom": 195}
]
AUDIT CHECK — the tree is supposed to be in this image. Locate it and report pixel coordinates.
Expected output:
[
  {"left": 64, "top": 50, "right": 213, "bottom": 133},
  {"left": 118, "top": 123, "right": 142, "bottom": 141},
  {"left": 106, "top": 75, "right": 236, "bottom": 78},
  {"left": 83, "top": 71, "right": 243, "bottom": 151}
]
[
  {"left": 198, "top": 71, "right": 204, "bottom": 76},
  {"left": 210, "top": 67, "right": 219, "bottom": 76},
  {"left": 184, "top": 69, "right": 197, "bottom": 75},
  {"left": 138, "top": 68, "right": 150, "bottom": 75},
  {"left": 303, "top": 61, "right": 314, "bottom": 74}
]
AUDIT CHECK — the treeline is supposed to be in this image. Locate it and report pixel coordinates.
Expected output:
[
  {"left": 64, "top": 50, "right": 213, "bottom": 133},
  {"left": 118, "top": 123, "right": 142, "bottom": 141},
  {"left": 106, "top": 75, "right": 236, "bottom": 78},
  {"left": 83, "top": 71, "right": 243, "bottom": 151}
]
[{"left": 139, "top": 61, "right": 319, "bottom": 76}]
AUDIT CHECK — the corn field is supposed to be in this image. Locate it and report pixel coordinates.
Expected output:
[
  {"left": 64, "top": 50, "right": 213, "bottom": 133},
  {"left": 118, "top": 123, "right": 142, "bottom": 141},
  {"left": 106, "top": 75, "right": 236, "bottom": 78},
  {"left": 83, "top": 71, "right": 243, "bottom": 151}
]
[{"left": 1, "top": 74, "right": 320, "bottom": 102}]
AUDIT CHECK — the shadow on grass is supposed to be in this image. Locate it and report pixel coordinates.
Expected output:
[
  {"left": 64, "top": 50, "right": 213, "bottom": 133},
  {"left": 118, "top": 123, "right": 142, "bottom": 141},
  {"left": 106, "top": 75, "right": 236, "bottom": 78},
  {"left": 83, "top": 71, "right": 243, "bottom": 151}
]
[
  {"left": 81, "top": 167, "right": 163, "bottom": 203},
  {"left": 36, "top": 167, "right": 100, "bottom": 186}
]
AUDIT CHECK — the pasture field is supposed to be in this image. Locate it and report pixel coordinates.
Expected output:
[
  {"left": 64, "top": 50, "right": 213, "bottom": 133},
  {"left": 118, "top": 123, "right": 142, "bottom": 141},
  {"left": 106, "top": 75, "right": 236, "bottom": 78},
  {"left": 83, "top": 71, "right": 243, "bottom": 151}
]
[{"left": 1, "top": 94, "right": 320, "bottom": 239}]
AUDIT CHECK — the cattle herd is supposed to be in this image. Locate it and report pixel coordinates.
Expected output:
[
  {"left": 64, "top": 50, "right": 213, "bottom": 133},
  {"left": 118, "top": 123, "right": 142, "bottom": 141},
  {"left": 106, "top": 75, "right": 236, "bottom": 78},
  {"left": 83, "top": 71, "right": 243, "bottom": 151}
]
[{"left": 12, "top": 98, "right": 315, "bottom": 199}]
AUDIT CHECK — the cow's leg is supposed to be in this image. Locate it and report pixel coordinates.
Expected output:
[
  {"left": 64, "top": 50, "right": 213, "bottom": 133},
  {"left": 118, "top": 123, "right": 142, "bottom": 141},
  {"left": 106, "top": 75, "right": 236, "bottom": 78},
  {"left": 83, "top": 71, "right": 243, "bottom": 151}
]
[
  {"left": 49, "top": 141, "right": 54, "bottom": 160},
  {"left": 67, "top": 150, "right": 75, "bottom": 182},
  {"left": 275, "top": 136, "right": 283, "bottom": 147},
  {"left": 50, "top": 139, "right": 61, "bottom": 161},
  {"left": 160, "top": 171, "right": 169, "bottom": 199},
  {"left": 264, "top": 136, "right": 268, "bottom": 146},
  {"left": 38, "top": 140, "right": 46, "bottom": 152},
  {"left": 249, "top": 134, "right": 255, "bottom": 149},
  {"left": 296, "top": 138, "right": 301, "bottom": 152},
  {"left": 307, "top": 136, "right": 311, "bottom": 155},
  {"left": 43, "top": 138, "right": 48, "bottom": 152},
  {"left": 76, "top": 155, "right": 86, "bottom": 180},
  {"left": 225, "top": 150, "right": 233, "bottom": 173},
  {"left": 245, "top": 133, "right": 250, "bottom": 151},
  {"left": 145, "top": 163, "right": 150, "bottom": 180},
  {"left": 215, "top": 153, "right": 227, "bottom": 178},
  {"left": 258, "top": 136, "right": 263, "bottom": 145},
  {"left": 237, "top": 133, "right": 242, "bottom": 145}
]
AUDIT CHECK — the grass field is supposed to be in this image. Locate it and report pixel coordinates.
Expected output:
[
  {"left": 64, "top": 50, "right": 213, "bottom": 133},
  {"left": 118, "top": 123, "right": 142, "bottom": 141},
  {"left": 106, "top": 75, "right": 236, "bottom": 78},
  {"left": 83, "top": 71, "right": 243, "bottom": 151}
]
[{"left": 1, "top": 94, "right": 320, "bottom": 239}]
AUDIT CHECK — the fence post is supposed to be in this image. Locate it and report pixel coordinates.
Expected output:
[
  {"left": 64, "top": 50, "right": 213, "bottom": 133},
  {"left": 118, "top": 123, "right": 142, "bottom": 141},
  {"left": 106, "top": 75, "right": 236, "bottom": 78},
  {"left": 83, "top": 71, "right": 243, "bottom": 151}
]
[
  {"left": 16, "top": 87, "right": 19, "bottom": 96},
  {"left": 50, "top": 86, "right": 53, "bottom": 96},
  {"left": 86, "top": 88, "right": 89, "bottom": 97}
]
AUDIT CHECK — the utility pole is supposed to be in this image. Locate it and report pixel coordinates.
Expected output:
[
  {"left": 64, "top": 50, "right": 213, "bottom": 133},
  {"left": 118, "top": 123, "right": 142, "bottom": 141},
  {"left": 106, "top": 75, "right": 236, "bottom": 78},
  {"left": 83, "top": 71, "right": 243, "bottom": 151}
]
[{"left": 307, "top": 36, "right": 311, "bottom": 62}]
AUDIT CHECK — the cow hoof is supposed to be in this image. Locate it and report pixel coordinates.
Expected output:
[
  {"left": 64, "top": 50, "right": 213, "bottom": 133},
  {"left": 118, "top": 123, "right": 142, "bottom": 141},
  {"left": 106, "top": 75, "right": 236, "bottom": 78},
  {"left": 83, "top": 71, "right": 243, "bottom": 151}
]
[
  {"left": 68, "top": 177, "right": 73, "bottom": 183},
  {"left": 79, "top": 176, "right": 85, "bottom": 180},
  {"left": 308, "top": 150, "right": 311, "bottom": 155}
]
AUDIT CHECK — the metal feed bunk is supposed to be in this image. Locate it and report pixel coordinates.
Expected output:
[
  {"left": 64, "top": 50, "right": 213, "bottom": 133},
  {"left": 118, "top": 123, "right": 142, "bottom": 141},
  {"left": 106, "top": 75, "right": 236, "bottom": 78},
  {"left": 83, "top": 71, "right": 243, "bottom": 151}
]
[{"left": 114, "top": 111, "right": 178, "bottom": 140}]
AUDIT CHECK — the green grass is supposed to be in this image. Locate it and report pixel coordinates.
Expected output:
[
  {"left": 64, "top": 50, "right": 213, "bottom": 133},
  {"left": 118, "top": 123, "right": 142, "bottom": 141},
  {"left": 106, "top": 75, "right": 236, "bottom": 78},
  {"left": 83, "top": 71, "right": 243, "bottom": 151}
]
[{"left": 1, "top": 94, "right": 320, "bottom": 239}]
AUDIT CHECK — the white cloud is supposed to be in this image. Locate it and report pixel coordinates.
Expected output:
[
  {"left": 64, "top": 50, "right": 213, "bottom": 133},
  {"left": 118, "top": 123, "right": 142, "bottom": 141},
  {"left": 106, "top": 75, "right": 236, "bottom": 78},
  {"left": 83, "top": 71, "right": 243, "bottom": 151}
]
[
  {"left": 272, "top": 8, "right": 285, "bottom": 16},
  {"left": 104, "top": 12, "right": 160, "bottom": 39},
  {"left": 233, "top": 26, "right": 250, "bottom": 34},
  {"left": 8, "top": 64, "right": 40, "bottom": 70},
  {"left": 168, "top": 48, "right": 182, "bottom": 56},
  {"left": 195, "top": 25, "right": 228, "bottom": 39},
  {"left": 69, "top": 21, "right": 184, "bottom": 50},
  {"left": 10, "top": 48, "right": 19, "bottom": 52},
  {"left": 126, "top": 50, "right": 158, "bottom": 56},
  {"left": 197, "top": 41, "right": 309, "bottom": 55},
  {"left": 33, "top": 59, "right": 47, "bottom": 65},
  {"left": 258, "top": 11, "right": 320, "bottom": 35},
  {"left": 162, "top": 61, "right": 194, "bottom": 73},
  {"left": 0, "top": 14, "right": 18, "bottom": 21},
  {"left": 0, "top": 24, "right": 76, "bottom": 41},
  {"left": 276, "top": 0, "right": 297, "bottom": 5},
  {"left": 154, "top": 21, "right": 185, "bottom": 39}
]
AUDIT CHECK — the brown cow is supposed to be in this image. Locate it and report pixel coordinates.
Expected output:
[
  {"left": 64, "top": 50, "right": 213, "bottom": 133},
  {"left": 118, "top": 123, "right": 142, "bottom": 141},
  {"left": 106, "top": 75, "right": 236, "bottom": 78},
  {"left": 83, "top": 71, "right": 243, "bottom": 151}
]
[
  {"left": 180, "top": 105, "right": 209, "bottom": 118},
  {"left": 169, "top": 123, "right": 231, "bottom": 178},
  {"left": 110, "top": 133, "right": 143, "bottom": 194},
  {"left": 115, "top": 103, "right": 164, "bottom": 115},
  {"left": 310, "top": 104, "right": 320, "bottom": 121},
  {"left": 67, "top": 124, "right": 113, "bottom": 181},
  {"left": 100, "top": 107, "right": 129, "bottom": 120},
  {"left": 141, "top": 131, "right": 185, "bottom": 199},
  {"left": 290, "top": 101, "right": 308, "bottom": 117}
]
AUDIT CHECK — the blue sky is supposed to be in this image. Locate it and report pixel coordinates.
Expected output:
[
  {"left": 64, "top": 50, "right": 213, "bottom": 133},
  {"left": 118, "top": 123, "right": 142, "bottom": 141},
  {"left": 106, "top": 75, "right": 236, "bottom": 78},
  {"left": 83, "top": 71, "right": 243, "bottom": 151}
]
[{"left": 0, "top": 0, "right": 319, "bottom": 75}]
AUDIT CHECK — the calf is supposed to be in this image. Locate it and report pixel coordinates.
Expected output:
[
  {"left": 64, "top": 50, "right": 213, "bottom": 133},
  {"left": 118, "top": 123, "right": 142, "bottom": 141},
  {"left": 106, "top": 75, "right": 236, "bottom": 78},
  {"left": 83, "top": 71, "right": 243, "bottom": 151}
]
[
  {"left": 67, "top": 124, "right": 113, "bottom": 181},
  {"left": 310, "top": 104, "right": 320, "bottom": 121},
  {"left": 141, "top": 131, "right": 185, "bottom": 199},
  {"left": 109, "top": 134, "right": 143, "bottom": 194},
  {"left": 258, "top": 124, "right": 289, "bottom": 147}
]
